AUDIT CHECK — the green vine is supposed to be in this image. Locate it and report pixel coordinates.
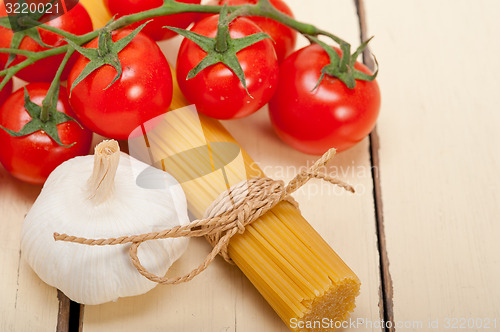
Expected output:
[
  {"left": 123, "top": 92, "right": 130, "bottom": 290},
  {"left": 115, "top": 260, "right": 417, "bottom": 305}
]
[{"left": 0, "top": 0, "right": 377, "bottom": 146}]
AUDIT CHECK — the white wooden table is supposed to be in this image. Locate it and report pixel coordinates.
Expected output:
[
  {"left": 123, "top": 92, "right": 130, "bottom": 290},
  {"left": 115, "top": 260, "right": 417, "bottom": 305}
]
[{"left": 1, "top": 0, "right": 499, "bottom": 331}]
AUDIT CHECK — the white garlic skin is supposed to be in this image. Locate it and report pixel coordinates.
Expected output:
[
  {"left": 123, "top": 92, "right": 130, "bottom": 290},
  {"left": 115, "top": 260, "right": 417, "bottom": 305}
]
[{"left": 21, "top": 152, "right": 189, "bottom": 305}]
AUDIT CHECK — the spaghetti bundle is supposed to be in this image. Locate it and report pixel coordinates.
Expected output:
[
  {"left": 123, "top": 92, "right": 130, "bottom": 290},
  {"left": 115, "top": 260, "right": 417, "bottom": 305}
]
[{"left": 126, "top": 77, "right": 361, "bottom": 331}]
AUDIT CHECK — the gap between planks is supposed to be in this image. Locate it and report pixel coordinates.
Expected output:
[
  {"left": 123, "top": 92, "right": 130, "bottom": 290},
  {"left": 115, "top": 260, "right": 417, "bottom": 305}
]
[
  {"left": 57, "top": 290, "right": 70, "bottom": 332},
  {"left": 354, "top": 0, "right": 394, "bottom": 331},
  {"left": 56, "top": 291, "right": 82, "bottom": 332}
]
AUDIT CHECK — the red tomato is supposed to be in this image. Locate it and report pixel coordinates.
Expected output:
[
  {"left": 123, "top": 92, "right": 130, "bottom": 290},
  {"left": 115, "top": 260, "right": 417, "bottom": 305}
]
[
  {"left": 0, "top": 53, "right": 12, "bottom": 105},
  {"left": 0, "top": 83, "right": 93, "bottom": 185},
  {"left": 0, "top": 79, "right": 12, "bottom": 106},
  {"left": 0, "top": 3, "right": 93, "bottom": 82},
  {"left": 68, "top": 30, "right": 173, "bottom": 140},
  {"left": 104, "top": 0, "right": 201, "bottom": 41},
  {"left": 176, "top": 15, "right": 279, "bottom": 119},
  {"left": 269, "top": 44, "right": 381, "bottom": 154},
  {"left": 215, "top": 0, "right": 296, "bottom": 62}
]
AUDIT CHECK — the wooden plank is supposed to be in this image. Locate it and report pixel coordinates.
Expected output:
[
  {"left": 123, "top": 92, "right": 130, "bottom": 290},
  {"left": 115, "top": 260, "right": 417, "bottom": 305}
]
[
  {"left": 365, "top": 0, "right": 500, "bottom": 329},
  {"left": 0, "top": 154, "right": 61, "bottom": 331},
  {"left": 81, "top": 1, "right": 382, "bottom": 331},
  {"left": 354, "top": 0, "right": 394, "bottom": 329}
]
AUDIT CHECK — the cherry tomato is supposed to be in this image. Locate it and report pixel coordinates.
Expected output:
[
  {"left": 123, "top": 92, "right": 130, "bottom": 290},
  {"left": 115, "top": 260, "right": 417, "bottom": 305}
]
[
  {"left": 176, "top": 15, "right": 279, "bottom": 119},
  {"left": 0, "top": 83, "right": 93, "bottom": 185},
  {"left": 0, "top": 2, "right": 93, "bottom": 83},
  {"left": 0, "top": 53, "right": 12, "bottom": 105},
  {"left": 104, "top": 0, "right": 201, "bottom": 41},
  {"left": 215, "top": 0, "right": 296, "bottom": 63},
  {"left": 0, "top": 79, "right": 12, "bottom": 106},
  {"left": 68, "top": 30, "right": 173, "bottom": 140},
  {"left": 269, "top": 44, "right": 381, "bottom": 154}
]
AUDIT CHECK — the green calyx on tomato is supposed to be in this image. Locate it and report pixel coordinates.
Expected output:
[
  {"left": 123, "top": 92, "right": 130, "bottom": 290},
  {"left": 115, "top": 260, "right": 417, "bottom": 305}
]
[
  {"left": 214, "top": 0, "right": 297, "bottom": 63},
  {"left": 66, "top": 21, "right": 149, "bottom": 93},
  {"left": 307, "top": 35, "right": 378, "bottom": 90},
  {"left": 268, "top": 43, "right": 380, "bottom": 155},
  {"left": 167, "top": 5, "right": 270, "bottom": 95},
  {"left": 0, "top": 6, "right": 51, "bottom": 67},
  {"left": 67, "top": 28, "right": 173, "bottom": 140},
  {"left": 0, "top": 83, "right": 92, "bottom": 184},
  {"left": 0, "top": 3, "right": 94, "bottom": 83},
  {"left": 0, "top": 86, "right": 81, "bottom": 147}
]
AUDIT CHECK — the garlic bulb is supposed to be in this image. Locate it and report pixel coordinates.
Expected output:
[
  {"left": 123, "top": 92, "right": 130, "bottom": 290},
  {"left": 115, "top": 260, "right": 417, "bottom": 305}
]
[{"left": 21, "top": 140, "right": 189, "bottom": 305}]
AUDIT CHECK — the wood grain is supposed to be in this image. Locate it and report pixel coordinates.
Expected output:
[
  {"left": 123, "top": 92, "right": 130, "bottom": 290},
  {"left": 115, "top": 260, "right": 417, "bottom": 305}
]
[
  {"left": 81, "top": 1, "right": 383, "bottom": 331},
  {"left": 0, "top": 163, "right": 61, "bottom": 331},
  {"left": 365, "top": 0, "right": 500, "bottom": 329},
  {"left": 354, "top": 0, "right": 395, "bottom": 330}
]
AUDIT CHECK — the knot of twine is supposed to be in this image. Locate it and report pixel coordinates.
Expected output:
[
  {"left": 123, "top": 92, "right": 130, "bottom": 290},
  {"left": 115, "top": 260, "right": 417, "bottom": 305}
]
[{"left": 54, "top": 148, "right": 354, "bottom": 285}]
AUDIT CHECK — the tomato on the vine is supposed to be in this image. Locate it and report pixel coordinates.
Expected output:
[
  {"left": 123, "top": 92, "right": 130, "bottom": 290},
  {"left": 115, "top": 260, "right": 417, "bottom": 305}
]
[
  {"left": 269, "top": 44, "right": 381, "bottom": 155},
  {"left": 68, "top": 30, "right": 173, "bottom": 140},
  {"left": 0, "top": 83, "right": 92, "bottom": 185},
  {"left": 104, "top": 0, "right": 201, "bottom": 41},
  {"left": 0, "top": 2, "right": 93, "bottom": 82},
  {"left": 176, "top": 15, "right": 279, "bottom": 119},
  {"left": 214, "top": 0, "right": 296, "bottom": 63}
]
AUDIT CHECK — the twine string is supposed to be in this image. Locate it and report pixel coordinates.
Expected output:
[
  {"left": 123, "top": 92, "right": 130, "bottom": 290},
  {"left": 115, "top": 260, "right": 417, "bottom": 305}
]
[{"left": 53, "top": 148, "right": 354, "bottom": 285}]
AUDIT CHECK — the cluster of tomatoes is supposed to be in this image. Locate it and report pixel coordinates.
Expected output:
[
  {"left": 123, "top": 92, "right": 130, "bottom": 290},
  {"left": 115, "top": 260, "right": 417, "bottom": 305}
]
[{"left": 0, "top": 0, "right": 380, "bottom": 185}]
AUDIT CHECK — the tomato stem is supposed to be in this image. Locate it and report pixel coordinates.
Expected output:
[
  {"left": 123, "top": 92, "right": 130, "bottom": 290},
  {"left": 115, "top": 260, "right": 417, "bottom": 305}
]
[
  {"left": 215, "top": 6, "right": 231, "bottom": 53},
  {"left": 97, "top": 31, "right": 112, "bottom": 57},
  {"left": 0, "top": 0, "right": 372, "bottom": 96},
  {"left": 40, "top": 49, "right": 75, "bottom": 123},
  {"left": 0, "top": 48, "right": 39, "bottom": 57},
  {"left": 22, "top": 17, "right": 82, "bottom": 43}
]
